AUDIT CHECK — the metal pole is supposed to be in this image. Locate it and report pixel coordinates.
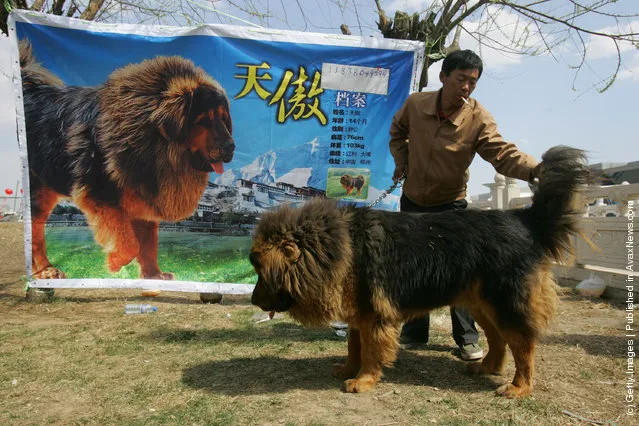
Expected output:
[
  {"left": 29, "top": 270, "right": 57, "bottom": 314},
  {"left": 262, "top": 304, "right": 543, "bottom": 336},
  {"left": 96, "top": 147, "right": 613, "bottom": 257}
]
[{"left": 13, "top": 180, "right": 19, "bottom": 212}]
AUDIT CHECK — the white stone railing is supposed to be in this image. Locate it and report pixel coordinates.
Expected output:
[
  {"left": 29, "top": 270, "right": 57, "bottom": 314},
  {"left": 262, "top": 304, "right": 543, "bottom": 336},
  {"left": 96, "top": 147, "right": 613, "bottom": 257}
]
[
  {"left": 581, "top": 182, "right": 639, "bottom": 218},
  {"left": 471, "top": 174, "right": 639, "bottom": 217},
  {"left": 470, "top": 175, "right": 639, "bottom": 298},
  {"left": 472, "top": 174, "right": 533, "bottom": 211}
]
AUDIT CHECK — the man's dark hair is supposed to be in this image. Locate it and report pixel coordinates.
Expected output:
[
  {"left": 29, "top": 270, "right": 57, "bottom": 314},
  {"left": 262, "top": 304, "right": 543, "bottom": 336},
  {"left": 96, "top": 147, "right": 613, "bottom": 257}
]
[{"left": 441, "top": 50, "right": 483, "bottom": 78}]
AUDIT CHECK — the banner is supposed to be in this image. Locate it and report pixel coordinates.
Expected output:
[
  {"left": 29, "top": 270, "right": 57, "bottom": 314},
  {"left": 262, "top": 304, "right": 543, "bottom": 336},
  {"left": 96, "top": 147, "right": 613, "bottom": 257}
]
[{"left": 9, "top": 11, "right": 423, "bottom": 292}]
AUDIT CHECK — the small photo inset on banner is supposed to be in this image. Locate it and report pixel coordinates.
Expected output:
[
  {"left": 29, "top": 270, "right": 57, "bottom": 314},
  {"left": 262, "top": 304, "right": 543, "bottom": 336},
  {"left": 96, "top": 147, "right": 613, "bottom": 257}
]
[{"left": 326, "top": 168, "right": 370, "bottom": 200}]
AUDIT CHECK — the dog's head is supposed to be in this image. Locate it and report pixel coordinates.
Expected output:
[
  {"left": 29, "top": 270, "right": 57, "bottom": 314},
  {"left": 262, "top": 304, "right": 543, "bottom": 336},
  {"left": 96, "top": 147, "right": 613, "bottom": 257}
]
[
  {"left": 248, "top": 200, "right": 354, "bottom": 325},
  {"left": 158, "top": 81, "right": 235, "bottom": 174},
  {"left": 340, "top": 174, "right": 353, "bottom": 188},
  {"left": 105, "top": 56, "right": 235, "bottom": 175},
  {"left": 249, "top": 242, "right": 299, "bottom": 314}
]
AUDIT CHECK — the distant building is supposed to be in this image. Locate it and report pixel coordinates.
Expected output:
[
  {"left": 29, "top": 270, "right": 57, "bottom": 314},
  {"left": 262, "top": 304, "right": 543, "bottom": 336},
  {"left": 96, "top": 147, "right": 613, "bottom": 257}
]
[
  {"left": 238, "top": 179, "right": 325, "bottom": 210},
  {"left": 590, "top": 161, "right": 639, "bottom": 185}
]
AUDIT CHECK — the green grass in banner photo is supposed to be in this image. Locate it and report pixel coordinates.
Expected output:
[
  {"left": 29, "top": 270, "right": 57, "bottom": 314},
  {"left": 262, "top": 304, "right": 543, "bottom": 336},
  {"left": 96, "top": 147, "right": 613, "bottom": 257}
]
[{"left": 43, "top": 228, "right": 257, "bottom": 283}]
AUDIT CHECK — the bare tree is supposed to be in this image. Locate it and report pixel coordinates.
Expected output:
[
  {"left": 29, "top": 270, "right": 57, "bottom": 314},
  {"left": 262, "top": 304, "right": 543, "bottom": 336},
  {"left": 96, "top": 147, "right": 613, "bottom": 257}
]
[
  {"left": 369, "top": 0, "right": 639, "bottom": 91},
  {"left": 3, "top": 1, "right": 637, "bottom": 92},
  {"left": 1, "top": 0, "right": 273, "bottom": 35}
]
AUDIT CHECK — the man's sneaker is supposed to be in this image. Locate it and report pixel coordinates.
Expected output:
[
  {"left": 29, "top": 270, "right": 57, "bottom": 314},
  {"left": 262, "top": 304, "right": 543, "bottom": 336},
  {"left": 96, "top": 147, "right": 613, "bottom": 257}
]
[
  {"left": 459, "top": 343, "right": 484, "bottom": 361},
  {"left": 399, "top": 335, "right": 427, "bottom": 350}
]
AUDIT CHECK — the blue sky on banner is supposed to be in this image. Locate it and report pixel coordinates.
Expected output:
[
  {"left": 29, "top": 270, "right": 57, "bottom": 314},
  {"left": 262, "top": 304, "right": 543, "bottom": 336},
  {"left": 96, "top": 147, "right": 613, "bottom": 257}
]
[{"left": 1, "top": 0, "right": 638, "bottom": 198}]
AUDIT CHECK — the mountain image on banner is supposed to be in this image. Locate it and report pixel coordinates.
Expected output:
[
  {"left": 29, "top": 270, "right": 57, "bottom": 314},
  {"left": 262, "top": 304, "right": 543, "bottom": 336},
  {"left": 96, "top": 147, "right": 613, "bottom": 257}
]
[
  {"left": 213, "top": 137, "right": 329, "bottom": 189},
  {"left": 206, "top": 137, "right": 401, "bottom": 213}
]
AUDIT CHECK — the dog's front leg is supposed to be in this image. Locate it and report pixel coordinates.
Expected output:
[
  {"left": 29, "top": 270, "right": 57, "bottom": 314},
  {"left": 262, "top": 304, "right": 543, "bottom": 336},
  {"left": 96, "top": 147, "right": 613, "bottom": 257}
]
[
  {"left": 343, "top": 319, "right": 399, "bottom": 393},
  {"left": 132, "top": 219, "right": 174, "bottom": 280},
  {"left": 30, "top": 184, "right": 66, "bottom": 279},
  {"left": 332, "top": 327, "right": 361, "bottom": 380},
  {"left": 73, "top": 190, "right": 139, "bottom": 273}
]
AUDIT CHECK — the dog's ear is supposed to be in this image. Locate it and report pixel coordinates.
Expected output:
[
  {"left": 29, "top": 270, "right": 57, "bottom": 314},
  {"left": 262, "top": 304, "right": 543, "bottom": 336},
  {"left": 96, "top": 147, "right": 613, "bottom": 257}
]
[
  {"left": 279, "top": 241, "right": 301, "bottom": 263},
  {"left": 158, "top": 90, "right": 194, "bottom": 143},
  {"left": 224, "top": 109, "right": 233, "bottom": 135}
]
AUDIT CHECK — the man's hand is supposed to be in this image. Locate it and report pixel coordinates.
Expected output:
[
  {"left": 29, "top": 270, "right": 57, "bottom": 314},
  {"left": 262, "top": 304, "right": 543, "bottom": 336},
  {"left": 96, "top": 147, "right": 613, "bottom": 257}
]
[
  {"left": 393, "top": 165, "right": 406, "bottom": 182},
  {"left": 528, "top": 162, "right": 543, "bottom": 193},
  {"left": 529, "top": 162, "right": 543, "bottom": 183}
]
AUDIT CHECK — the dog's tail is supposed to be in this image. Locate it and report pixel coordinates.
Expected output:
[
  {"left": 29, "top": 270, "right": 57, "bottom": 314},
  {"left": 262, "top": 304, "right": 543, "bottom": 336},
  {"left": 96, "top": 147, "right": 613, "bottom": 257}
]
[
  {"left": 528, "top": 146, "right": 591, "bottom": 262},
  {"left": 18, "top": 39, "right": 64, "bottom": 87}
]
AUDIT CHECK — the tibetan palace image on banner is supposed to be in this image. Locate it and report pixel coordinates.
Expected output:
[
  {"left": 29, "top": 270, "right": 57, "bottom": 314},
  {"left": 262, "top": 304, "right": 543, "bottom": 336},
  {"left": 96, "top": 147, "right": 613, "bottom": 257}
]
[{"left": 9, "top": 10, "right": 424, "bottom": 292}]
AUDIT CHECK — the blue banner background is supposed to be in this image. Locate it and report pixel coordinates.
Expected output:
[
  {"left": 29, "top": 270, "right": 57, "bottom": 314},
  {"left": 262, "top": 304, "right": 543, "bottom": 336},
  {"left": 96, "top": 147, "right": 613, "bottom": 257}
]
[{"left": 17, "top": 22, "right": 417, "bottom": 206}]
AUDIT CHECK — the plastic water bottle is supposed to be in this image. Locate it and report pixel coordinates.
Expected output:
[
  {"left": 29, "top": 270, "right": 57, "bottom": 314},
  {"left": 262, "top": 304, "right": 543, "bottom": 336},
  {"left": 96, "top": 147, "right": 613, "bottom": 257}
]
[{"left": 124, "top": 304, "right": 157, "bottom": 314}]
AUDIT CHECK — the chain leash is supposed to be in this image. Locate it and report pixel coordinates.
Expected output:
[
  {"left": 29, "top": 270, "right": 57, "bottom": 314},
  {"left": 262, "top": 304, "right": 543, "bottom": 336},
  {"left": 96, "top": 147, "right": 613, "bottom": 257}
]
[{"left": 367, "top": 175, "right": 405, "bottom": 208}]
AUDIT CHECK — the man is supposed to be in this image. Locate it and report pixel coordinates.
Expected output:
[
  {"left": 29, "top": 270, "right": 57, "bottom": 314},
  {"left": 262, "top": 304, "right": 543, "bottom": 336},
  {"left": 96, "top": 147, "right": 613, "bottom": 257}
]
[{"left": 389, "top": 49, "right": 540, "bottom": 361}]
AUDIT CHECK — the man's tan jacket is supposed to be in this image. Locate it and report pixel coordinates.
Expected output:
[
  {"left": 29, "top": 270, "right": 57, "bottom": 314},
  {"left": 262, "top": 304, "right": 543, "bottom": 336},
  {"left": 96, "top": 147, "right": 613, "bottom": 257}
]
[{"left": 390, "top": 90, "right": 538, "bottom": 206}]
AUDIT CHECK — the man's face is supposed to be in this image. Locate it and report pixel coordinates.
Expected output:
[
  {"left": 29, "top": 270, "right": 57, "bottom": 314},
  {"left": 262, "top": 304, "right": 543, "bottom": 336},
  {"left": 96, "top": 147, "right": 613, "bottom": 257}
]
[{"left": 439, "top": 68, "right": 480, "bottom": 109}]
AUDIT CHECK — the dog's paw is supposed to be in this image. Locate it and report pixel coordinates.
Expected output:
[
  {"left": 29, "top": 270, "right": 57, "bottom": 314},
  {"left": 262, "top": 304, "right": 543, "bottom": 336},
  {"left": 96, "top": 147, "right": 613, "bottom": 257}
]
[
  {"left": 496, "top": 383, "right": 532, "bottom": 399},
  {"left": 33, "top": 266, "right": 67, "bottom": 279},
  {"left": 332, "top": 363, "right": 359, "bottom": 380},
  {"left": 146, "top": 272, "right": 175, "bottom": 280},
  {"left": 343, "top": 378, "right": 376, "bottom": 393}
]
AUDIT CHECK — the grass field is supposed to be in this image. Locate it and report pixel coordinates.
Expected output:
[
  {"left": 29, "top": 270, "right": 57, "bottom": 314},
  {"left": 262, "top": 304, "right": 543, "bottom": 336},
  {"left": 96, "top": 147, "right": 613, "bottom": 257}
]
[
  {"left": 325, "top": 168, "right": 370, "bottom": 200},
  {"left": 0, "top": 222, "right": 630, "bottom": 425},
  {"left": 44, "top": 227, "right": 257, "bottom": 283}
]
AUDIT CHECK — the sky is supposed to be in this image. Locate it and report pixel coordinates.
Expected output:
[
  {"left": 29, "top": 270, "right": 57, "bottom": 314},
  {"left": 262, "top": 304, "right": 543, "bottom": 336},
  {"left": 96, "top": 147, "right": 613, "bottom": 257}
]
[{"left": 1, "top": 0, "right": 638, "bottom": 199}]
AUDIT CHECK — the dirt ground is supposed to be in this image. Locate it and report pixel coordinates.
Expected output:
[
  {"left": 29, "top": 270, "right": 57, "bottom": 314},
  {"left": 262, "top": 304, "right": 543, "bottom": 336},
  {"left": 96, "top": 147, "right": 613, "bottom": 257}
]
[{"left": 0, "top": 222, "right": 634, "bottom": 425}]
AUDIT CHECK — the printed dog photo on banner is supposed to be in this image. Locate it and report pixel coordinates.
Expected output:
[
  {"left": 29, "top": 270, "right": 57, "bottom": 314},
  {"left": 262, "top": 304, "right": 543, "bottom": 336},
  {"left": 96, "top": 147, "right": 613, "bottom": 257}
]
[
  {"left": 13, "top": 12, "right": 423, "bottom": 287},
  {"left": 326, "top": 168, "right": 370, "bottom": 200},
  {"left": 20, "top": 41, "right": 235, "bottom": 281}
]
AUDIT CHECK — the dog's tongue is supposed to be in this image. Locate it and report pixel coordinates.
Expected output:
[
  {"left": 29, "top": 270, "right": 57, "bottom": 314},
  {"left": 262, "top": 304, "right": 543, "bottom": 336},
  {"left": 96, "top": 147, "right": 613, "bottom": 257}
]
[{"left": 211, "top": 162, "right": 224, "bottom": 174}]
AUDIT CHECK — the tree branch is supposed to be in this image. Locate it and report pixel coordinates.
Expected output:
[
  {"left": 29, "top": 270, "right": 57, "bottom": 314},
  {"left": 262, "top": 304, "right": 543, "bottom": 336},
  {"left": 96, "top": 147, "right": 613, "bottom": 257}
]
[
  {"left": 31, "top": 0, "right": 45, "bottom": 12},
  {"left": 446, "top": 21, "right": 463, "bottom": 54},
  {"left": 374, "top": 0, "right": 391, "bottom": 36},
  {"left": 80, "top": 0, "right": 107, "bottom": 20},
  {"left": 497, "top": 1, "right": 639, "bottom": 40},
  {"left": 567, "top": 0, "right": 639, "bottom": 19},
  {"left": 51, "top": 0, "right": 66, "bottom": 16},
  {"left": 446, "top": 0, "right": 489, "bottom": 33}
]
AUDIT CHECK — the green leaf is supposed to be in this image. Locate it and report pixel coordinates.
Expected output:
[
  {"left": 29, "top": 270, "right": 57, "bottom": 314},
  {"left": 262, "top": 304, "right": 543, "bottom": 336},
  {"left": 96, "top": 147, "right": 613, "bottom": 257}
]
[{"left": 427, "top": 52, "right": 445, "bottom": 60}]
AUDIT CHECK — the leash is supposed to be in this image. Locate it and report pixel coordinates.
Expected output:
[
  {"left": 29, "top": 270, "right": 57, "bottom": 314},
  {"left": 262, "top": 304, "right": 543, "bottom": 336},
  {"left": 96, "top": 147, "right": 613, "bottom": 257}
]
[{"left": 367, "top": 174, "right": 405, "bottom": 208}]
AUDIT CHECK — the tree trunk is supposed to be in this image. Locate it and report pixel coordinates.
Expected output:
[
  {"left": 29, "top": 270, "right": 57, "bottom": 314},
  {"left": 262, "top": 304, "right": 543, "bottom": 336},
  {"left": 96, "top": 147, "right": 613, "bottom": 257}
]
[
  {"left": 419, "top": 56, "right": 431, "bottom": 90},
  {"left": 31, "top": 0, "right": 45, "bottom": 12},
  {"left": 0, "top": 1, "right": 27, "bottom": 35},
  {"left": 80, "top": 0, "right": 106, "bottom": 20},
  {"left": 51, "top": 0, "right": 65, "bottom": 16}
]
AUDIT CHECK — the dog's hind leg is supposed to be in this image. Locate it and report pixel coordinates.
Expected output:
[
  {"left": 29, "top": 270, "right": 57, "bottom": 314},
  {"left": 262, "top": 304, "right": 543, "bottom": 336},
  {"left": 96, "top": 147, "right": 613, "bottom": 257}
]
[
  {"left": 332, "top": 328, "right": 361, "bottom": 380},
  {"left": 343, "top": 317, "right": 399, "bottom": 393},
  {"left": 495, "top": 268, "right": 556, "bottom": 398},
  {"left": 30, "top": 183, "right": 66, "bottom": 279},
  {"left": 466, "top": 308, "right": 506, "bottom": 376},
  {"left": 132, "top": 219, "right": 174, "bottom": 280},
  {"left": 497, "top": 331, "right": 535, "bottom": 398}
]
